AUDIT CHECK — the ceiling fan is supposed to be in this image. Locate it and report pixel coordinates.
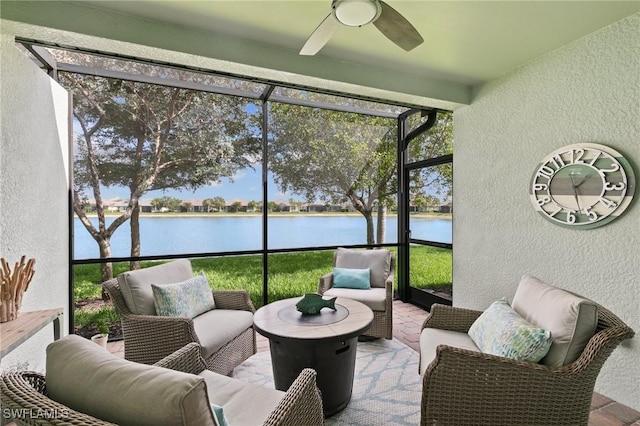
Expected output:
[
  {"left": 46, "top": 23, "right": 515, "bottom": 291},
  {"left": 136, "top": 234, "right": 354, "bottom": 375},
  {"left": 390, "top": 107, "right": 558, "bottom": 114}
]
[{"left": 300, "top": 0, "right": 424, "bottom": 56}]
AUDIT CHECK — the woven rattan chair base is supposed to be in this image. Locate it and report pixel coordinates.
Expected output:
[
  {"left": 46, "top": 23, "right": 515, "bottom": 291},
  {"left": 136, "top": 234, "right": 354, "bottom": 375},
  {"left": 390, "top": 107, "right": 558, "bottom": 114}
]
[{"left": 419, "top": 303, "right": 635, "bottom": 426}]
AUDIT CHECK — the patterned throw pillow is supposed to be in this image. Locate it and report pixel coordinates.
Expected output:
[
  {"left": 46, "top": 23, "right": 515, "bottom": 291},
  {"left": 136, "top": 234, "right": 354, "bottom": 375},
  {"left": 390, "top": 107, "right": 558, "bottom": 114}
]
[
  {"left": 468, "top": 298, "right": 553, "bottom": 362},
  {"left": 151, "top": 273, "right": 215, "bottom": 318},
  {"left": 333, "top": 267, "right": 371, "bottom": 289}
]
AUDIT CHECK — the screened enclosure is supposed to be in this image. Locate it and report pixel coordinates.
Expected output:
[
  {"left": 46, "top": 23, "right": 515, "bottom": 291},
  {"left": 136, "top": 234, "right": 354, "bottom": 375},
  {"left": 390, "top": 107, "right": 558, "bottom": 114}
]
[{"left": 18, "top": 41, "right": 453, "bottom": 336}]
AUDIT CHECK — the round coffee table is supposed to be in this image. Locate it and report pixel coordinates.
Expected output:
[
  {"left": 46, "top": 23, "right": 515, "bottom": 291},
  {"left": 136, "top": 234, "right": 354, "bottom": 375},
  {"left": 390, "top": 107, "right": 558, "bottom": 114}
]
[{"left": 253, "top": 296, "right": 373, "bottom": 417}]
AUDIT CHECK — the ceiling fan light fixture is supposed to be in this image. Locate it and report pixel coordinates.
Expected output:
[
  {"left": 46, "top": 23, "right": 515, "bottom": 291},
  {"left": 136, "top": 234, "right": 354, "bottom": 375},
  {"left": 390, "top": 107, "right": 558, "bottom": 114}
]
[
  {"left": 332, "top": 0, "right": 381, "bottom": 27},
  {"left": 301, "top": 0, "right": 422, "bottom": 56}
]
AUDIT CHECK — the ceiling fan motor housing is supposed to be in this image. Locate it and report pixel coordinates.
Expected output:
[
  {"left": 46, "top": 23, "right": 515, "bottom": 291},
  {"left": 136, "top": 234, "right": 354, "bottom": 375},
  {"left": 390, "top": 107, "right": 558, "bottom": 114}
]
[{"left": 332, "top": 0, "right": 382, "bottom": 27}]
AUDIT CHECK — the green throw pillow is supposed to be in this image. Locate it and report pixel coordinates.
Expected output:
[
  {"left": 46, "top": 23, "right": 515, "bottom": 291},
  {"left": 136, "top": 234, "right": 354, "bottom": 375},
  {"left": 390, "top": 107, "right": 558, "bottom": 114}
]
[
  {"left": 152, "top": 273, "right": 215, "bottom": 318},
  {"left": 468, "top": 297, "right": 553, "bottom": 362},
  {"left": 333, "top": 267, "right": 371, "bottom": 289},
  {"left": 210, "top": 403, "right": 229, "bottom": 426}
]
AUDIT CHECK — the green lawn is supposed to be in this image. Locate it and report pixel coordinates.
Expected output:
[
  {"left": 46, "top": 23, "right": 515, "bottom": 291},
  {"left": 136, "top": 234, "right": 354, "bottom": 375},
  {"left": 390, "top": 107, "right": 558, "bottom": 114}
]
[{"left": 74, "top": 246, "right": 451, "bottom": 331}]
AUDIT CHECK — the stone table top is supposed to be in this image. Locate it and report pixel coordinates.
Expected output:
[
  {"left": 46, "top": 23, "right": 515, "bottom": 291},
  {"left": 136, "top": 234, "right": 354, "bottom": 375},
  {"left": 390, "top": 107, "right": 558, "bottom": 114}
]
[{"left": 253, "top": 296, "right": 373, "bottom": 341}]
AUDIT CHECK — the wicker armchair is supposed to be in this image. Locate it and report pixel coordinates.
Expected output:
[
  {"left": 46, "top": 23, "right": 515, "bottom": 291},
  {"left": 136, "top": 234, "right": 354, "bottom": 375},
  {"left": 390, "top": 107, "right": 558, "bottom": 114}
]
[
  {"left": 103, "top": 261, "right": 256, "bottom": 376},
  {"left": 419, "top": 302, "right": 635, "bottom": 426},
  {"left": 1, "top": 342, "right": 324, "bottom": 426},
  {"left": 318, "top": 248, "right": 394, "bottom": 339}
]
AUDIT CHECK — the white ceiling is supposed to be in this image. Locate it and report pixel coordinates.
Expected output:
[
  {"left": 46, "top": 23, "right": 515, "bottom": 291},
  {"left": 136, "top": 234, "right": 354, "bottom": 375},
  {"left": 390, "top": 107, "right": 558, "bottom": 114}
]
[
  {"left": 80, "top": 0, "right": 639, "bottom": 86},
  {"left": 2, "top": 0, "right": 638, "bottom": 109}
]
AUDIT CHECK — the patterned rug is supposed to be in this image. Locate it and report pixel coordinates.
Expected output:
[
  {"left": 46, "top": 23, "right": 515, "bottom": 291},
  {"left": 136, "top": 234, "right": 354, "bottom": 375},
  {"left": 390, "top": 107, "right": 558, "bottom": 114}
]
[{"left": 232, "top": 339, "right": 422, "bottom": 425}]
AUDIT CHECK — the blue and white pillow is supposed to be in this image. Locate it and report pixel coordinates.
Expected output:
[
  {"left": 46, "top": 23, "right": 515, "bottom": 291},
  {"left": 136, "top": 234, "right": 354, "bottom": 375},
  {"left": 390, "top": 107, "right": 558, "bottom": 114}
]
[
  {"left": 151, "top": 273, "right": 215, "bottom": 318},
  {"left": 468, "top": 297, "right": 552, "bottom": 362}
]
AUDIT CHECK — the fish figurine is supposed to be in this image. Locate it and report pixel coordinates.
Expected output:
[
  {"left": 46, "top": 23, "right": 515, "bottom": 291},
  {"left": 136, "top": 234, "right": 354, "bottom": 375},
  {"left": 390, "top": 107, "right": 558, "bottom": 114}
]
[{"left": 296, "top": 293, "right": 337, "bottom": 315}]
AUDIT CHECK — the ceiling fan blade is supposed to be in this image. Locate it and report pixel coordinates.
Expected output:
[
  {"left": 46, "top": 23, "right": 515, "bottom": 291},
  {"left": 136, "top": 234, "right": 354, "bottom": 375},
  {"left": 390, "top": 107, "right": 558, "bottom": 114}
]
[
  {"left": 373, "top": 1, "right": 424, "bottom": 51},
  {"left": 300, "top": 14, "right": 340, "bottom": 56}
]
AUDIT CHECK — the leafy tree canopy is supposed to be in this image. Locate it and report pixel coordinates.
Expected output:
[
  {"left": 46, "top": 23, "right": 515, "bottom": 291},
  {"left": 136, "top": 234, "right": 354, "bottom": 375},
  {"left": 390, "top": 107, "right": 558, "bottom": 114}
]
[{"left": 63, "top": 72, "right": 259, "bottom": 279}]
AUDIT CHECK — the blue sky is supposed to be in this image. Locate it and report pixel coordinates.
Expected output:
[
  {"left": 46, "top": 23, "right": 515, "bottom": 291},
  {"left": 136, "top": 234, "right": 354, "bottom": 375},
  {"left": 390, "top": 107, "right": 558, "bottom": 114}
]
[{"left": 98, "top": 164, "right": 304, "bottom": 203}]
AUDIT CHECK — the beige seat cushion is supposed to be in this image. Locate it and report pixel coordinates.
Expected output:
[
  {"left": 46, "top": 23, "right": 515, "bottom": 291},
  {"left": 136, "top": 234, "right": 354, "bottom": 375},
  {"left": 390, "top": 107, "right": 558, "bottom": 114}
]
[
  {"left": 511, "top": 275, "right": 598, "bottom": 367},
  {"left": 419, "top": 328, "right": 480, "bottom": 375},
  {"left": 46, "top": 335, "right": 216, "bottom": 426},
  {"left": 199, "top": 370, "right": 285, "bottom": 425},
  {"left": 323, "top": 287, "right": 387, "bottom": 311},
  {"left": 192, "top": 309, "right": 254, "bottom": 358},
  {"left": 335, "top": 248, "right": 391, "bottom": 288},
  {"left": 118, "top": 259, "right": 194, "bottom": 315}
]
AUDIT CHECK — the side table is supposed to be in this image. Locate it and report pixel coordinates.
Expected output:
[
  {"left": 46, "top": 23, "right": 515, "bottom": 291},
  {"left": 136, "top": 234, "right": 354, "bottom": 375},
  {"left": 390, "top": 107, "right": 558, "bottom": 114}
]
[{"left": 0, "top": 308, "right": 63, "bottom": 358}]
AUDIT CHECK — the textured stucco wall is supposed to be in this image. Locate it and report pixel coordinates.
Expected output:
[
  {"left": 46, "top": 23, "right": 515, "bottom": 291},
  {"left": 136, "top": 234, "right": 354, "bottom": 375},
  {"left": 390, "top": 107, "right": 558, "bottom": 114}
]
[
  {"left": 0, "top": 32, "right": 70, "bottom": 372},
  {"left": 453, "top": 13, "right": 639, "bottom": 409}
]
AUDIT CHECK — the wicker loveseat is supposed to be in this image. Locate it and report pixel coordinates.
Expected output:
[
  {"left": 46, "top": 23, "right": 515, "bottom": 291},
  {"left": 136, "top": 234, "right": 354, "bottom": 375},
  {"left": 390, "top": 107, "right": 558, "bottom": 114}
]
[
  {"left": 102, "top": 259, "right": 256, "bottom": 375},
  {"left": 0, "top": 335, "right": 324, "bottom": 426},
  {"left": 419, "top": 275, "right": 635, "bottom": 426}
]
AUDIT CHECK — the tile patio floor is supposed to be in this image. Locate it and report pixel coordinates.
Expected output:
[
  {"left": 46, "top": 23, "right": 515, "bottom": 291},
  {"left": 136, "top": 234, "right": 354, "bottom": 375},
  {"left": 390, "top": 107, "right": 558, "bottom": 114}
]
[{"left": 107, "top": 300, "right": 639, "bottom": 425}]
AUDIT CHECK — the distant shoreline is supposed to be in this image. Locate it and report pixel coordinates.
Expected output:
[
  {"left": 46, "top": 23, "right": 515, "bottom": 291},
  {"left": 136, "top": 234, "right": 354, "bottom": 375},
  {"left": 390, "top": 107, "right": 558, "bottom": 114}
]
[{"left": 76, "top": 212, "right": 452, "bottom": 219}]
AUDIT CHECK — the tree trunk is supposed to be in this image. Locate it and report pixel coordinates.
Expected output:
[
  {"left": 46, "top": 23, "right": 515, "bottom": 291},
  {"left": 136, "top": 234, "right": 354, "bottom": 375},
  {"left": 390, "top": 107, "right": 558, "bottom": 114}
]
[
  {"left": 98, "top": 239, "right": 113, "bottom": 300},
  {"left": 376, "top": 204, "right": 387, "bottom": 244},
  {"left": 364, "top": 210, "right": 375, "bottom": 245},
  {"left": 129, "top": 204, "right": 141, "bottom": 271},
  {"left": 97, "top": 239, "right": 113, "bottom": 281},
  {"left": 347, "top": 191, "right": 375, "bottom": 245}
]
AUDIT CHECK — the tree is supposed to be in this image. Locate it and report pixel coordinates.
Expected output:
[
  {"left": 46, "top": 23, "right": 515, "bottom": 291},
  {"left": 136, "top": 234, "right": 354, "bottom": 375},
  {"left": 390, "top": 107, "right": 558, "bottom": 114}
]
[
  {"left": 268, "top": 103, "right": 397, "bottom": 244},
  {"left": 64, "top": 72, "right": 258, "bottom": 281},
  {"left": 268, "top": 104, "right": 453, "bottom": 245},
  {"left": 411, "top": 193, "right": 433, "bottom": 212},
  {"left": 212, "top": 196, "right": 226, "bottom": 212},
  {"left": 202, "top": 198, "right": 215, "bottom": 212},
  {"left": 181, "top": 201, "right": 193, "bottom": 212},
  {"left": 407, "top": 112, "right": 454, "bottom": 200},
  {"left": 151, "top": 198, "right": 162, "bottom": 212},
  {"left": 151, "top": 196, "right": 181, "bottom": 212}
]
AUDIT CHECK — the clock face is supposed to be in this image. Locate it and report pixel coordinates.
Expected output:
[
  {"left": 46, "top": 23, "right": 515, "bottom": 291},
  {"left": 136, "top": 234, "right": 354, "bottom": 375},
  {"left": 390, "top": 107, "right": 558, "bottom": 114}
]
[{"left": 530, "top": 143, "right": 635, "bottom": 228}]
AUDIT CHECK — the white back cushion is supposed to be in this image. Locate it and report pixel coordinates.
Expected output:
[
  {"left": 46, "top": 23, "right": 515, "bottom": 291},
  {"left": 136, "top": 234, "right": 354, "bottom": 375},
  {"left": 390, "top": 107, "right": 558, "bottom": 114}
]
[
  {"left": 118, "top": 259, "right": 193, "bottom": 315},
  {"left": 334, "top": 248, "right": 391, "bottom": 288},
  {"left": 511, "top": 275, "right": 598, "bottom": 367}
]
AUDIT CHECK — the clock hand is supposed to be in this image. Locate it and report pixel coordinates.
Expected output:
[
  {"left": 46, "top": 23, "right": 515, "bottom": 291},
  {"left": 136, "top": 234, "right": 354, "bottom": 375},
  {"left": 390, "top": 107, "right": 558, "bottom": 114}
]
[
  {"left": 574, "top": 172, "right": 594, "bottom": 188},
  {"left": 569, "top": 174, "right": 582, "bottom": 212}
]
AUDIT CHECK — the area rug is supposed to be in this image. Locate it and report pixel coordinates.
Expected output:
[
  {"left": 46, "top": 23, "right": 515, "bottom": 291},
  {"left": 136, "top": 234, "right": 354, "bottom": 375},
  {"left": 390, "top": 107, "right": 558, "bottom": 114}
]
[{"left": 232, "top": 339, "right": 422, "bottom": 425}]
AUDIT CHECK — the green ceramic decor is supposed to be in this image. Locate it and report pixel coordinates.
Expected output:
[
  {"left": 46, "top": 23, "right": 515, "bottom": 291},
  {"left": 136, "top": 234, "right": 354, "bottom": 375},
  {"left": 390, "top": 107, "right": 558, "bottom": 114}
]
[{"left": 295, "top": 293, "right": 337, "bottom": 315}]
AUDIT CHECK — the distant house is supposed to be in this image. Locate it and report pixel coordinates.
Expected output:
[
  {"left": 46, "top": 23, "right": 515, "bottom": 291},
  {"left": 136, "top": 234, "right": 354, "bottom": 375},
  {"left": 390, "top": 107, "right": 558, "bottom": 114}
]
[
  {"left": 304, "top": 203, "right": 326, "bottom": 213},
  {"left": 225, "top": 198, "right": 248, "bottom": 212},
  {"left": 300, "top": 203, "right": 349, "bottom": 212},
  {"left": 327, "top": 204, "right": 341, "bottom": 212},
  {"left": 325, "top": 203, "right": 349, "bottom": 212},
  {"left": 139, "top": 199, "right": 153, "bottom": 213},
  {"left": 105, "top": 197, "right": 128, "bottom": 212},
  {"left": 181, "top": 199, "right": 203, "bottom": 212},
  {"left": 273, "top": 199, "right": 292, "bottom": 212},
  {"left": 85, "top": 197, "right": 154, "bottom": 213},
  {"left": 439, "top": 201, "right": 453, "bottom": 213},
  {"left": 339, "top": 202, "right": 355, "bottom": 212}
]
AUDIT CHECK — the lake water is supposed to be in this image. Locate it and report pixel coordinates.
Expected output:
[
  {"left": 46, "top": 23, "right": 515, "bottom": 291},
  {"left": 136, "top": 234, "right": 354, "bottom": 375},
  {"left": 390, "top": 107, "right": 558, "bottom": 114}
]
[{"left": 73, "top": 215, "right": 452, "bottom": 259}]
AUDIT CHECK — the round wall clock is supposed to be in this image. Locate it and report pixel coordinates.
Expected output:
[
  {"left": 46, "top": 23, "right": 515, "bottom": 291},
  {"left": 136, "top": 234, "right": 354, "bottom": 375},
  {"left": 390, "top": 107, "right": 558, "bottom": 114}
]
[{"left": 530, "top": 143, "right": 635, "bottom": 229}]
